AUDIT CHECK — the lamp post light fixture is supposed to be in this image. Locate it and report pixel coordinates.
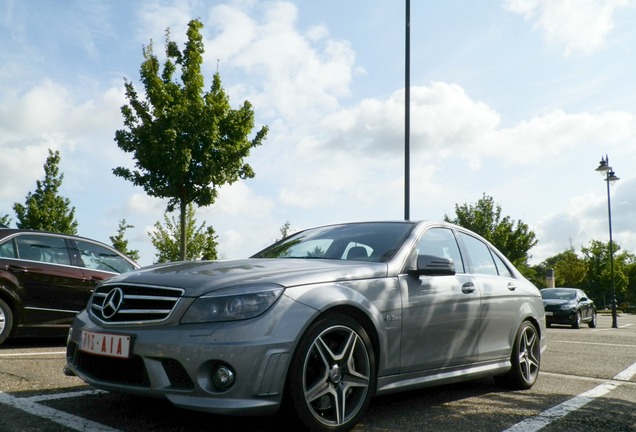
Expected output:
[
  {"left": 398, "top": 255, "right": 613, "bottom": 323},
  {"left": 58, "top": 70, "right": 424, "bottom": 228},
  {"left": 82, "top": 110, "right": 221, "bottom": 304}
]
[{"left": 595, "top": 155, "right": 619, "bottom": 329}]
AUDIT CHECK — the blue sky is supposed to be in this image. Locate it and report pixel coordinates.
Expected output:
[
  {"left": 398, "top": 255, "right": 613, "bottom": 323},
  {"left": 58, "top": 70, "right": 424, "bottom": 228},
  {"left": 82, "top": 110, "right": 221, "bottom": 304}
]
[{"left": 2, "top": 0, "right": 636, "bottom": 267}]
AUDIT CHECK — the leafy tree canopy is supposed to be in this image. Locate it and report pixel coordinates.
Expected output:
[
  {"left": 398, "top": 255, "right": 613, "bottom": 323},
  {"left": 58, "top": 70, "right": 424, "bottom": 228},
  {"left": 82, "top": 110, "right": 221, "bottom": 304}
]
[
  {"left": 580, "top": 239, "right": 629, "bottom": 306},
  {"left": 444, "top": 193, "right": 538, "bottom": 269},
  {"left": 149, "top": 204, "right": 218, "bottom": 263},
  {"left": 277, "top": 221, "right": 292, "bottom": 242},
  {"left": 550, "top": 248, "right": 587, "bottom": 287},
  {"left": 13, "top": 149, "right": 78, "bottom": 234},
  {"left": 109, "top": 219, "right": 141, "bottom": 262},
  {"left": 0, "top": 214, "right": 10, "bottom": 227},
  {"left": 113, "top": 19, "right": 267, "bottom": 260}
]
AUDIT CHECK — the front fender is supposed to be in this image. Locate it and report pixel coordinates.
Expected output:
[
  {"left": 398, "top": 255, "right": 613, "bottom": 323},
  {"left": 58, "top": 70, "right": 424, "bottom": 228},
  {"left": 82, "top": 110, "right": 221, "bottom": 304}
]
[{"left": 284, "top": 278, "right": 403, "bottom": 376}]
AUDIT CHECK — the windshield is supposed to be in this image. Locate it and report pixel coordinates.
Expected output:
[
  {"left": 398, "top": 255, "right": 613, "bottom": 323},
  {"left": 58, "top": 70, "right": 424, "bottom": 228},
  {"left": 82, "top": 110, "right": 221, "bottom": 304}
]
[
  {"left": 252, "top": 222, "right": 416, "bottom": 263},
  {"left": 541, "top": 289, "right": 576, "bottom": 300}
]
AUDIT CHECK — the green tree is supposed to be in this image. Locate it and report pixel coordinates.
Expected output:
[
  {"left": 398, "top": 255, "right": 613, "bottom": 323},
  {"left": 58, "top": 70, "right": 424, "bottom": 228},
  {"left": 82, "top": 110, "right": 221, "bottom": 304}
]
[
  {"left": 444, "top": 193, "right": 538, "bottom": 270},
  {"left": 13, "top": 149, "right": 78, "bottom": 234},
  {"left": 624, "top": 260, "right": 636, "bottom": 309},
  {"left": 113, "top": 19, "right": 267, "bottom": 261},
  {"left": 0, "top": 214, "right": 10, "bottom": 227},
  {"left": 614, "top": 250, "right": 635, "bottom": 308},
  {"left": 540, "top": 248, "right": 587, "bottom": 287},
  {"left": 277, "top": 221, "right": 292, "bottom": 242},
  {"left": 149, "top": 204, "right": 218, "bottom": 263},
  {"left": 109, "top": 219, "right": 141, "bottom": 262},
  {"left": 580, "top": 240, "right": 628, "bottom": 308},
  {"left": 524, "top": 264, "right": 548, "bottom": 288},
  {"left": 200, "top": 226, "right": 220, "bottom": 261}
]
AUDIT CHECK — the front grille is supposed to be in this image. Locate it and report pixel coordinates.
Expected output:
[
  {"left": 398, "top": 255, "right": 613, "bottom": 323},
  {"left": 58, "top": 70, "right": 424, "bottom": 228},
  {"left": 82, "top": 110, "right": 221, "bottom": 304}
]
[
  {"left": 90, "top": 283, "right": 184, "bottom": 323},
  {"left": 68, "top": 341, "right": 194, "bottom": 390}
]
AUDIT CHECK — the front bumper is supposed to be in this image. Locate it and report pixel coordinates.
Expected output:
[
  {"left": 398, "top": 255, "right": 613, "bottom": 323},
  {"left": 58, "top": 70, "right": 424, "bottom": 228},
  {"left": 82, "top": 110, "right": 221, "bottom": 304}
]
[
  {"left": 65, "top": 295, "right": 317, "bottom": 416},
  {"left": 544, "top": 309, "right": 576, "bottom": 325}
]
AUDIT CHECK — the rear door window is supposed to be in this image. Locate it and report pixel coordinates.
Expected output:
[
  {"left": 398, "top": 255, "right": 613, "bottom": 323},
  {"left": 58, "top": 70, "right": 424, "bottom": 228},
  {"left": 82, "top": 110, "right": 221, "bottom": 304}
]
[
  {"left": 458, "top": 232, "right": 498, "bottom": 276},
  {"left": 15, "top": 235, "right": 71, "bottom": 265}
]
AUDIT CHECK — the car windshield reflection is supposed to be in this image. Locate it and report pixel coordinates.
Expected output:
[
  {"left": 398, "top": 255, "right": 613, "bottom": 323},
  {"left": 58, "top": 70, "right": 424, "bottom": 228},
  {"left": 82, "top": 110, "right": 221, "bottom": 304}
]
[
  {"left": 251, "top": 222, "right": 415, "bottom": 262},
  {"left": 541, "top": 290, "right": 576, "bottom": 300}
]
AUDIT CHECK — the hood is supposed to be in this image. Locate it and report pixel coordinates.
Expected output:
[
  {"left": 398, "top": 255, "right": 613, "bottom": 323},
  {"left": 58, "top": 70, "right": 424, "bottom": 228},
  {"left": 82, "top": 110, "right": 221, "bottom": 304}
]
[{"left": 101, "top": 258, "right": 389, "bottom": 297}]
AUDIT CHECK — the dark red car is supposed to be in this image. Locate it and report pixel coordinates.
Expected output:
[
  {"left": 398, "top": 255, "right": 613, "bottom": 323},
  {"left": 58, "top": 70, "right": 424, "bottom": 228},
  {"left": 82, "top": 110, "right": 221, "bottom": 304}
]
[{"left": 0, "top": 228, "right": 139, "bottom": 345}]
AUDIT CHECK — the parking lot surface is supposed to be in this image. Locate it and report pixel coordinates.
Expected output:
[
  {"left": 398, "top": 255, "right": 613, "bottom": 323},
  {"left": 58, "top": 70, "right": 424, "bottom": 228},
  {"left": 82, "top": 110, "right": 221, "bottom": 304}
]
[{"left": 1, "top": 313, "right": 635, "bottom": 431}]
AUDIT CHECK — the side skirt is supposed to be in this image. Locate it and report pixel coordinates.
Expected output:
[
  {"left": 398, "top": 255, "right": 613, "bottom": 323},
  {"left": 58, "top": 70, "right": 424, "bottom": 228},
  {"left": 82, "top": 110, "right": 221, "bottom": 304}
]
[{"left": 375, "top": 360, "right": 511, "bottom": 395}]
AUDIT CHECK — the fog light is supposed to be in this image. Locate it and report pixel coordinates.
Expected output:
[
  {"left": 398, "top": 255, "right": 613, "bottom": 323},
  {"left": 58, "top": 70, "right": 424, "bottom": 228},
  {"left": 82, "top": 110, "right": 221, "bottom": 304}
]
[{"left": 212, "top": 364, "right": 235, "bottom": 389}]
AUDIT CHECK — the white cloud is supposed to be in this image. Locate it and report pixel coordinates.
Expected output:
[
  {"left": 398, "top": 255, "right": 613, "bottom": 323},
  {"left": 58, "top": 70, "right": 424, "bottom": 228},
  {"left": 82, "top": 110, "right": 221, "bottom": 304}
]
[
  {"left": 504, "top": 0, "right": 636, "bottom": 56},
  {"left": 202, "top": 181, "right": 274, "bottom": 217},
  {"left": 204, "top": 1, "right": 355, "bottom": 124},
  {"left": 0, "top": 80, "right": 70, "bottom": 136},
  {"left": 490, "top": 110, "right": 636, "bottom": 164},
  {"left": 135, "top": 0, "right": 198, "bottom": 46}
]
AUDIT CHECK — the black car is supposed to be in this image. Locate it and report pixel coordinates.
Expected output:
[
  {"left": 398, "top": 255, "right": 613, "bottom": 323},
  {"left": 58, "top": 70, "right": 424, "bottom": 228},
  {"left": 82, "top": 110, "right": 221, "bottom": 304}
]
[
  {"left": 541, "top": 287, "right": 597, "bottom": 328},
  {"left": 0, "top": 228, "right": 139, "bottom": 345}
]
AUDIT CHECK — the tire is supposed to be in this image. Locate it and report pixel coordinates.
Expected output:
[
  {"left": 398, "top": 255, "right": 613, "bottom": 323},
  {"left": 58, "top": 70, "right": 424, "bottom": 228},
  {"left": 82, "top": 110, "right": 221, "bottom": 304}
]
[
  {"left": 494, "top": 321, "right": 540, "bottom": 390},
  {"left": 588, "top": 311, "right": 597, "bottom": 328},
  {"left": 572, "top": 311, "right": 581, "bottom": 329},
  {"left": 0, "top": 298, "right": 14, "bottom": 345},
  {"left": 286, "top": 313, "right": 376, "bottom": 432}
]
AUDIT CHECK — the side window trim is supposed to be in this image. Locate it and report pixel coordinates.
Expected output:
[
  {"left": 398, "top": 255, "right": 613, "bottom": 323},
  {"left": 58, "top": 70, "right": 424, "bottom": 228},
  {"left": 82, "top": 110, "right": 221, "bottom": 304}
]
[{"left": 490, "top": 249, "right": 515, "bottom": 278}]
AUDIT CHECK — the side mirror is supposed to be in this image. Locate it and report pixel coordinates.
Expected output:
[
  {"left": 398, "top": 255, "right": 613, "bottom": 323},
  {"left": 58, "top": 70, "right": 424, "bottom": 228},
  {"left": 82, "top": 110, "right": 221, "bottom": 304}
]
[{"left": 410, "top": 254, "right": 455, "bottom": 277}]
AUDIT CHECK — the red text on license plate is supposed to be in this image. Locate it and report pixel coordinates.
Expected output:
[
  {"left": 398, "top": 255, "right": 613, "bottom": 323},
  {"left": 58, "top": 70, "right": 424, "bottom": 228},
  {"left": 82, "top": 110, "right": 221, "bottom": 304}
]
[{"left": 80, "top": 330, "right": 131, "bottom": 358}]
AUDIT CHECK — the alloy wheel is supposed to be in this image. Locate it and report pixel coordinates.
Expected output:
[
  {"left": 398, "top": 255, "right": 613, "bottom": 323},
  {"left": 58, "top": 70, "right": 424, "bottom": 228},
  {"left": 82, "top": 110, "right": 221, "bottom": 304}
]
[
  {"left": 301, "top": 324, "right": 372, "bottom": 428},
  {"left": 517, "top": 323, "right": 540, "bottom": 384}
]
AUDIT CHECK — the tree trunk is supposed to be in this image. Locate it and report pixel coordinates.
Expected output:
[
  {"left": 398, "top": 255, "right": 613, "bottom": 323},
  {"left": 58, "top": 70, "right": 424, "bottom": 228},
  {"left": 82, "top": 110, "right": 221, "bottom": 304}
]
[{"left": 179, "top": 199, "right": 187, "bottom": 261}]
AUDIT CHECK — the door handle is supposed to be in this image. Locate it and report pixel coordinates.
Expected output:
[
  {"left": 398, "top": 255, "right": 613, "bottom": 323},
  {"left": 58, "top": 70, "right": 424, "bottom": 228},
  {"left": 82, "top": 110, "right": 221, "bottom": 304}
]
[
  {"left": 7, "top": 264, "right": 29, "bottom": 273},
  {"left": 461, "top": 282, "right": 476, "bottom": 294},
  {"left": 507, "top": 282, "right": 517, "bottom": 291}
]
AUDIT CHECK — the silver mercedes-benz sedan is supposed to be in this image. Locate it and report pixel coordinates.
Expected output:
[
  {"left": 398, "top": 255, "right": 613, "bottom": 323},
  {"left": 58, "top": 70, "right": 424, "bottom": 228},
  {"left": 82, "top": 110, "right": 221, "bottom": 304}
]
[{"left": 65, "top": 220, "right": 546, "bottom": 432}]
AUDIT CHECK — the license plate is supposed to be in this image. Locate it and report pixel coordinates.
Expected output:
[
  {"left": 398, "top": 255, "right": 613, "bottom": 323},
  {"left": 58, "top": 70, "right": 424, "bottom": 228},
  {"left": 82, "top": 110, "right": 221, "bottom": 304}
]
[
  {"left": 80, "top": 330, "right": 131, "bottom": 359},
  {"left": 545, "top": 311, "right": 553, "bottom": 316}
]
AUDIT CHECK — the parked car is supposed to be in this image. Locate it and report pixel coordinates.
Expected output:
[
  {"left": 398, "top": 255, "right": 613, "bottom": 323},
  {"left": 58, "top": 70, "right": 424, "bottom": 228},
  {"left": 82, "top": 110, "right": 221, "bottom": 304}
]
[
  {"left": 541, "top": 287, "right": 597, "bottom": 329},
  {"left": 65, "top": 220, "right": 546, "bottom": 432},
  {"left": 0, "top": 228, "right": 139, "bottom": 345}
]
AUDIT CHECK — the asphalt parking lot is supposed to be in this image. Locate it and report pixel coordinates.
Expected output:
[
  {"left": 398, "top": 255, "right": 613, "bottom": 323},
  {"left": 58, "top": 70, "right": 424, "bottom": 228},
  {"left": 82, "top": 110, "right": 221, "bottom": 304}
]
[{"left": 1, "top": 313, "right": 635, "bottom": 431}]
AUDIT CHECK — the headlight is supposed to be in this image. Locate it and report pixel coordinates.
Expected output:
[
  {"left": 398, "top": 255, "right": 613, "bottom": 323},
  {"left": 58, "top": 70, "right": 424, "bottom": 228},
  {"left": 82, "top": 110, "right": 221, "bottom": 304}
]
[
  {"left": 560, "top": 303, "right": 576, "bottom": 310},
  {"left": 181, "top": 284, "right": 284, "bottom": 323}
]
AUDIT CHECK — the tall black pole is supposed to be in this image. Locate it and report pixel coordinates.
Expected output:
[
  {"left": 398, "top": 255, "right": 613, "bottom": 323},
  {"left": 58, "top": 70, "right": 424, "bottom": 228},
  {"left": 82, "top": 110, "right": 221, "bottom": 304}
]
[
  {"left": 606, "top": 169, "right": 618, "bottom": 328},
  {"left": 404, "top": 0, "right": 410, "bottom": 221}
]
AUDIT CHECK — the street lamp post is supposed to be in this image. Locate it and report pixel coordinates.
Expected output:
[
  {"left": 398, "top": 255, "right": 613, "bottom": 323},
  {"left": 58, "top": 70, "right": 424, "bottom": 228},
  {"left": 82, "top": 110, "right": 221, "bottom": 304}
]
[{"left": 595, "top": 155, "right": 619, "bottom": 329}]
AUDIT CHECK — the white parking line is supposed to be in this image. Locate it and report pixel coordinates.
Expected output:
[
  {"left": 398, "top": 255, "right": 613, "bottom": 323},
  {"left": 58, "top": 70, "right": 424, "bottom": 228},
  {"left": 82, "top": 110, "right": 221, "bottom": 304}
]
[
  {"left": 503, "top": 361, "right": 636, "bottom": 432},
  {"left": 592, "top": 323, "right": 634, "bottom": 332},
  {"left": 0, "top": 390, "right": 122, "bottom": 432},
  {"left": 552, "top": 340, "right": 635, "bottom": 348},
  {"left": 0, "top": 351, "right": 66, "bottom": 357}
]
